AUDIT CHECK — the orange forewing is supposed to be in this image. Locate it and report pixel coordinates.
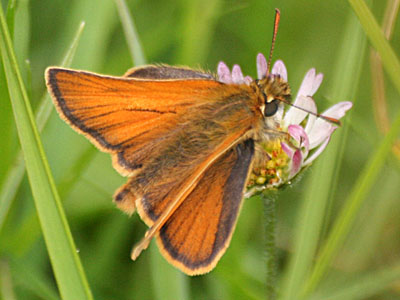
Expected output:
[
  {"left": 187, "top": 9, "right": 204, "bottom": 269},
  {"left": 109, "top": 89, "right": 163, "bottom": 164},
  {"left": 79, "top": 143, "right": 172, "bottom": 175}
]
[
  {"left": 46, "top": 68, "right": 222, "bottom": 174},
  {"left": 156, "top": 140, "right": 254, "bottom": 275}
]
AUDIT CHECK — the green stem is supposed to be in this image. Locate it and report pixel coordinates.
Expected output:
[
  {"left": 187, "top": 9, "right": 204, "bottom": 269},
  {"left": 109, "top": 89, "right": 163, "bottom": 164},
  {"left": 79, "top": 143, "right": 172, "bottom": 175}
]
[{"left": 262, "top": 191, "right": 277, "bottom": 300}]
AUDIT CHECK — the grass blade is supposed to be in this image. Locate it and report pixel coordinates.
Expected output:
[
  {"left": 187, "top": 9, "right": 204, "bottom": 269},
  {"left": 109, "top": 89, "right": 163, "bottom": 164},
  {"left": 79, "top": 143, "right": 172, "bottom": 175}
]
[
  {"left": 5, "top": 0, "right": 16, "bottom": 37},
  {"left": 0, "top": 260, "right": 17, "bottom": 300},
  {"left": 349, "top": 0, "right": 400, "bottom": 91},
  {"left": 280, "top": 10, "right": 367, "bottom": 299},
  {"left": 4, "top": 0, "right": 122, "bottom": 261},
  {"left": 149, "top": 242, "right": 189, "bottom": 300},
  {"left": 304, "top": 84, "right": 400, "bottom": 295},
  {"left": 304, "top": 0, "right": 400, "bottom": 293},
  {"left": 310, "top": 262, "right": 400, "bottom": 300},
  {"left": 9, "top": 257, "right": 60, "bottom": 300},
  {"left": 0, "top": 6, "right": 92, "bottom": 300},
  {"left": 306, "top": 78, "right": 400, "bottom": 292},
  {"left": 177, "top": 0, "right": 222, "bottom": 65},
  {"left": 114, "top": 0, "right": 146, "bottom": 66},
  {"left": 0, "top": 21, "right": 85, "bottom": 234}
]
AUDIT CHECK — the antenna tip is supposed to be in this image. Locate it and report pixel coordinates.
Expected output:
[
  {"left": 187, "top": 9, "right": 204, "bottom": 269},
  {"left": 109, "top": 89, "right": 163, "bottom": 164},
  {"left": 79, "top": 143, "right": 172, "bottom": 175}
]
[
  {"left": 267, "top": 8, "right": 281, "bottom": 73},
  {"left": 322, "top": 115, "right": 342, "bottom": 126}
]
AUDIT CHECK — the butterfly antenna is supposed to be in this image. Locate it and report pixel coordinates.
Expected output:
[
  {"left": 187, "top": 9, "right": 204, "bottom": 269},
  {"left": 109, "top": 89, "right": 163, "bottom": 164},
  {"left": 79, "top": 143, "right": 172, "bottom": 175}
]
[
  {"left": 267, "top": 8, "right": 281, "bottom": 73},
  {"left": 267, "top": 9, "right": 340, "bottom": 126},
  {"left": 279, "top": 98, "right": 342, "bottom": 126}
]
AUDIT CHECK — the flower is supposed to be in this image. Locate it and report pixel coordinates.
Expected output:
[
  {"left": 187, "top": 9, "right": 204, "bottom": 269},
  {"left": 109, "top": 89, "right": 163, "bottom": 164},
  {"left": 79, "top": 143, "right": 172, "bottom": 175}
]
[{"left": 217, "top": 54, "right": 352, "bottom": 193}]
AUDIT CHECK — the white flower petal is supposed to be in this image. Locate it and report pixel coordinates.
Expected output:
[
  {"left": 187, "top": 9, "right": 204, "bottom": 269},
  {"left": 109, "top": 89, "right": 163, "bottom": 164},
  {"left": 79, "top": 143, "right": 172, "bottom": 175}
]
[
  {"left": 303, "top": 135, "right": 332, "bottom": 165},
  {"left": 295, "top": 68, "right": 316, "bottom": 101},
  {"left": 232, "top": 64, "right": 244, "bottom": 83},
  {"left": 309, "top": 73, "right": 323, "bottom": 95},
  {"left": 271, "top": 60, "right": 288, "bottom": 81},
  {"left": 308, "top": 125, "right": 336, "bottom": 149},
  {"left": 307, "top": 102, "right": 351, "bottom": 149},
  {"left": 321, "top": 101, "right": 353, "bottom": 119},
  {"left": 217, "top": 62, "right": 232, "bottom": 84},
  {"left": 257, "top": 53, "right": 268, "bottom": 79},
  {"left": 304, "top": 98, "right": 318, "bottom": 134},
  {"left": 284, "top": 96, "right": 316, "bottom": 126}
]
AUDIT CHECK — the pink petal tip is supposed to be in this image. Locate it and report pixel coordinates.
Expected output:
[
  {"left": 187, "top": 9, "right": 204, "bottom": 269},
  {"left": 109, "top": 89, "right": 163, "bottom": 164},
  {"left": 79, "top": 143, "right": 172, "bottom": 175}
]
[
  {"left": 217, "top": 61, "right": 232, "bottom": 84},
  {"left": 257, "top": 53, "right": 268, "bottom": 79}
]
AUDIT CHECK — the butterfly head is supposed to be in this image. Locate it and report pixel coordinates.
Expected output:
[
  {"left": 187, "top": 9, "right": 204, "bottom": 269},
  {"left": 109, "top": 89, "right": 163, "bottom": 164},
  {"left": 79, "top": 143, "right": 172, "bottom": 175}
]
[{"left": 255, "top": 74, "right": 291, "bottom": 118}]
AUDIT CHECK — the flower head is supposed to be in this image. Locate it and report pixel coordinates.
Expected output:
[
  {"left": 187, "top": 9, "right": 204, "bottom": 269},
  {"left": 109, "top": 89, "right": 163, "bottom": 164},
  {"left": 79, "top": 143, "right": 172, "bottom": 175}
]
[{"left": 217, "top": 53, "right": 352, "bottom": 194}]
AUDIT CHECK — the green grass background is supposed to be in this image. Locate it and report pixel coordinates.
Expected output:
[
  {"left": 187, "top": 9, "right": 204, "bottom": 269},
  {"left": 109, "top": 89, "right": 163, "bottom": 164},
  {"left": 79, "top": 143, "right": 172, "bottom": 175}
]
[{"left": 1, "top": 0, "right": 400, "bottom": 299}]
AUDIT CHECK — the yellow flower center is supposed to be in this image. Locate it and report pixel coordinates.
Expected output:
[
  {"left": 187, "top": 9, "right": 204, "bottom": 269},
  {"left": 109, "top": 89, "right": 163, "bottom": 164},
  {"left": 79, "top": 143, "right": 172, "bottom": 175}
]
[{"left": 247, "top": 139, "right": 290, "bottom": 190}]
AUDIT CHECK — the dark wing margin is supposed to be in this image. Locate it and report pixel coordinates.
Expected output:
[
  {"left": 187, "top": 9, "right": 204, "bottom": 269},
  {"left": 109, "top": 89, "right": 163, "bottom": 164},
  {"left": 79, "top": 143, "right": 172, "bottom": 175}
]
[{"left": 156, "top": 139, "right": 255, "bottom": 275}]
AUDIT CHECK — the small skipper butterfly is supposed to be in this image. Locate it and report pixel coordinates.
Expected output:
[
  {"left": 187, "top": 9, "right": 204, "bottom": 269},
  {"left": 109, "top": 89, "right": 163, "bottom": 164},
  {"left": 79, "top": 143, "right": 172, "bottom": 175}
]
[{"left": 45, "top": 10, "right": 338, "bottom": 275}]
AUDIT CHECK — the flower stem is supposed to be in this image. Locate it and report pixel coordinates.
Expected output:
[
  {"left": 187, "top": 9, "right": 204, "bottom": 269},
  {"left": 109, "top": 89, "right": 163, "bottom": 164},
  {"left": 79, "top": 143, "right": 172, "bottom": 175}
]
[{"left": 262, "top": 191, "right": 277, "bottom": 300}]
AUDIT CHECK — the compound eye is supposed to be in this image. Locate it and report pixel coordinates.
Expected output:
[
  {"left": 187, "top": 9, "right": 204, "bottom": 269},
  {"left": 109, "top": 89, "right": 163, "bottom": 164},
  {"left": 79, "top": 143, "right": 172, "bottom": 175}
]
[{"left": 264, "top": 99, "right": 279, "bottom": 117}]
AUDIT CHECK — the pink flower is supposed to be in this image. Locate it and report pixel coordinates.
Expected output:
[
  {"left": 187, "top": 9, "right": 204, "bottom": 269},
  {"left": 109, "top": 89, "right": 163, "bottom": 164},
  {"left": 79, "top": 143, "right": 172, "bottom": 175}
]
[
  {"left": 217, "top": 53, "right": 352, "bottom": 189},
  {"left": 277, "top": 65, "right": 352, "bottom": 179}
]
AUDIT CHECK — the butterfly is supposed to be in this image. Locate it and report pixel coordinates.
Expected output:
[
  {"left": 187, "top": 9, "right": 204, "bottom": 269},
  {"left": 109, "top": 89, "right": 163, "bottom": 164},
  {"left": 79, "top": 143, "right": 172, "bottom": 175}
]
[{"left": 45, "top": 9, "right": 309, "bottom": 275}]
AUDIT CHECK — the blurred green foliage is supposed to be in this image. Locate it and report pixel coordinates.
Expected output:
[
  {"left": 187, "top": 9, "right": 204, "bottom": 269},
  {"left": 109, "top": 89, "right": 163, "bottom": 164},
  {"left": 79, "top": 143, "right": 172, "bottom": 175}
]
[{"left": 1, "top": 0, "right": 400, "bottom": 299}]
